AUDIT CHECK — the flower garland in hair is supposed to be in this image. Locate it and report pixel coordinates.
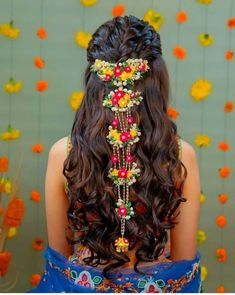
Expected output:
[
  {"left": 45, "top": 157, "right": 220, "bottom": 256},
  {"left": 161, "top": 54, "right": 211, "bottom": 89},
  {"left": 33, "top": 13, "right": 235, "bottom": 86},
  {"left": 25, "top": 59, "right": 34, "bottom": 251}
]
[{"left": 91, "top": 58, "right": 150, "bottom": 252}]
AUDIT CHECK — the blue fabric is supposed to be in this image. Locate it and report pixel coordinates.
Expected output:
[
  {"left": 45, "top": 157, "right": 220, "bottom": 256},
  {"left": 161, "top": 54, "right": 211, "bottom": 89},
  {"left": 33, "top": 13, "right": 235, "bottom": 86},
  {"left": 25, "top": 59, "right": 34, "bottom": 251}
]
[{"left": 27, "top": 244, "right": 202, "bottom": 293}]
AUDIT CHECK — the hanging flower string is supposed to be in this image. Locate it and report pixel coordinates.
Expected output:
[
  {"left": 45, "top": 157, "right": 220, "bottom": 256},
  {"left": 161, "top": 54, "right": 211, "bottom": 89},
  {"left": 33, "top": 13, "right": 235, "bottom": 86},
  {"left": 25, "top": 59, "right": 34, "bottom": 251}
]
[{"left": 91, "top": 58, "right": 150, "bottom": 252}]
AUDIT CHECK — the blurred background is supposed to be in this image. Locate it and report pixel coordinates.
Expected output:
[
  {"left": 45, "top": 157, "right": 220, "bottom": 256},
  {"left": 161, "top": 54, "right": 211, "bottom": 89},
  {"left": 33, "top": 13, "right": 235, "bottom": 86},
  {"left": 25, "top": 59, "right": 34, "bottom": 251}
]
[{"left": 0, "top": 0, "right": 234, "bottom": 292}]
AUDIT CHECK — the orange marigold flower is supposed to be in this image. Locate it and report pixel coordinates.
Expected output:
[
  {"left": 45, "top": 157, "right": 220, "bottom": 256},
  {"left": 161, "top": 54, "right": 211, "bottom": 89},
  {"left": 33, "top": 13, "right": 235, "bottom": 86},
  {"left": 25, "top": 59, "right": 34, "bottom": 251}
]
[
  {"left": 225, "top": 50, "right": 234, "bottom": 60},
  {"left": 31, "top": 191, "right": 41, "bottom": 203},
  {"left": 216, "top": 215, "right": 227, "bottom": 228},
  {"left": 0, "top": 157, "right": 9, "bottom": 172},
  {"left": 32, "top": 144, "right": 44, "bottom": 153},
  {"left": 30, "top": 273, "right": 41, "bottom": 286},
  {"left": 219, "top": 166, "right": 230, "bottom": 178},
  {"left": 0, "top": 207, "right": 4, "bottom": 215},
  {"left": 224, "top": 100, "right": 234, "bottom": 112},
  {"left": 173, "top": 45, "right": 187, "bottom": 59},
  {"left": 218, "top": 193, "right": 228, "bottom": 204},
  {"left": 216, "top": 248, "right": 227, "bottom": 262},
  {"left": 167, "top": 107, "right": 180, "bottom": 119},
  {"left": 34, "top": 56, "right": 45, "bottom": 69},
  {"left": 36, "top": 27, "right": 47, "bottom": 39},
  {"left": 227, "top": 17, "right": 235, "bottom": 28},
  {"left": 32, "top": 237, "right": 44, "bottom": 251},
  {"left": 3, "top": 197, "right": 24, "bottom": 227},
  {"left": 36, "top": 80, "right": 48, "bottom": 92},
  {"left": 216, "top": 285, "right": 225, "bottom": 293},
  {"left": 112, "top": 4, "right": 125, "bottom": 17},
  {"left": 0, "top": 251, "right": 12, "bottom": 276},
  {"left": 218, "top": 141, "right": 230, "bottom": 151},
  {"left": 176, "top": 11, "right": 188, "bottom": 23}
]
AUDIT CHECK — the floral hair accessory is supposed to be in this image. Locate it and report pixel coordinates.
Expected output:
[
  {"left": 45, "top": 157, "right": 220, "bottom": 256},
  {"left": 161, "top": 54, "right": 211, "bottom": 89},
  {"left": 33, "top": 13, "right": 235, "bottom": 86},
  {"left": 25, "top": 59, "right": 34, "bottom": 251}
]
[
  {"left": 90, "top": 58, "right": 150, "bottom": 86},
  {"left": 91, "top": 58, "right": 150, "bottom": 252}
]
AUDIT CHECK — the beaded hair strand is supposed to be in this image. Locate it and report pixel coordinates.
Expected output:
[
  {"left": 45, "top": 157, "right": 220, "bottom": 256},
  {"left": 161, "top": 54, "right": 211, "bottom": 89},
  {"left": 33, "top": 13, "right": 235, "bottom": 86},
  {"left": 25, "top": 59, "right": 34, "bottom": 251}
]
[{"left": 90, "top": 58, "right": 150, "bottom": 253}]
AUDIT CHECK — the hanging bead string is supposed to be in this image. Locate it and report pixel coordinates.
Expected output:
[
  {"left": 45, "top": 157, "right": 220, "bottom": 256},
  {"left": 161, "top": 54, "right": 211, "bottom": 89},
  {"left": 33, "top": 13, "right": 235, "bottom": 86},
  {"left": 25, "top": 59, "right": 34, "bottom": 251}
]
[{"left": 90, "top": 58, "right": 150, "bottom": 252}]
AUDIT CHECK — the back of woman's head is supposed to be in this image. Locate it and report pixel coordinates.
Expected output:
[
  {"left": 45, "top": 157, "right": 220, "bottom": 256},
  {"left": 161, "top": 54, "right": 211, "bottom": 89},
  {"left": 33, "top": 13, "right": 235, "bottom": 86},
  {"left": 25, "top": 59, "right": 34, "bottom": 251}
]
[{"left": 64, "top": 15, "right": 187, "bottom": 279}]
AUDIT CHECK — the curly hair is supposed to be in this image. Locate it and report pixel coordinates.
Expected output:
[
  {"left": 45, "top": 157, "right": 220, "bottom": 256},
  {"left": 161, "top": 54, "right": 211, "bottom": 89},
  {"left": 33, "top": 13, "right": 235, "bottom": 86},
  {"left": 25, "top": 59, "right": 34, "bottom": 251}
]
[{"left": 63, "top": 15, "right": 187, "bottom": 279}]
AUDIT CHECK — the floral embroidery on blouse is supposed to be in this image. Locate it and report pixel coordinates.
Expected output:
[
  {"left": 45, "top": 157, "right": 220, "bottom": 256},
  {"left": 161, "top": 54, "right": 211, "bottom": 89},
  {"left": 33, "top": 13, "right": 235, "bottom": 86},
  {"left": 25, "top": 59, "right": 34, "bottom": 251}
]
[{"left": 47, "top": 259, "right": 200, "bottom": 293}]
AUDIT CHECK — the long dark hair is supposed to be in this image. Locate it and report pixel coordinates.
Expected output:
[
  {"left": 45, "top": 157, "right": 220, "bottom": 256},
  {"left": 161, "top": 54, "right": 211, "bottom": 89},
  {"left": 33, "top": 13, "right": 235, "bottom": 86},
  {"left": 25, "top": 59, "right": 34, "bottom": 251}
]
[{"left": 63, "top": 15, "right": 187, "bottom": 279}]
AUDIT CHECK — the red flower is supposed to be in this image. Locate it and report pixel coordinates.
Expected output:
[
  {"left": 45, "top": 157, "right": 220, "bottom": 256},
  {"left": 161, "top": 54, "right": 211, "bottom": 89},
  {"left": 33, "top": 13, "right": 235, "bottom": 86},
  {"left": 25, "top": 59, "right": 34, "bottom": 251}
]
[
  {"left": 124, "top": 66, "right": 132, "bottom": 73},
  {"left": 138, "top": 63, "right": 146, "bottom": 71},
  {"left": 115, "top": 90, "right": 124, "bottom": 99},
  {"left": 117, "top": 207, "right": 128, "bottom": 217},
  {"left": 118, "top": 168, "right": 128, "bottom": 178},
  {"left": 104, "top": 74, "right": 112, "bottom": 81},
  {"left": 120, "top": 132, "right": 128, "bottom": 142},
  {"left": 114, "top": 66, "right": 122, "bottom": 76}
]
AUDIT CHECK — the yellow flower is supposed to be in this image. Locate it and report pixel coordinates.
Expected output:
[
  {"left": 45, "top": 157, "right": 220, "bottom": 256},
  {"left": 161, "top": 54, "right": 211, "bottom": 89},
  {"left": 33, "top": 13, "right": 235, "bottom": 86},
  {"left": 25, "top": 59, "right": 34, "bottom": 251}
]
[
  {"left": 127, "top": 171, "right": 133, "bottom": 178},
  {"left": 7, "top": 227, "right": 17, "bottom": 238},
  {"left": 69, "top": 91, "right": 84, "bottom": 111},
  {"left": 113, "top": 133, "right": 120, "bottom": 141},
  {"left": 80, "top": 0, "right": 97, "bottom": 7},
  {"left": 197, "top": 230, "right": 206, "bottom": 244},
  {"left": 120, "top": 70, "right": 133, "bottom": 81},
  {"left": 194, "top": 134, "right": 211, "bottom": 147},
  {"left": 110, "top": 129, "right": 118, "bottom": 136},
  {"left": 75, "top": 31, "right": 92, "bottom": 49},
  {"left": 143, "top": 9, "right": 163, "bottom": 31},
  {"left": 200, "top": 192, "right": 206, "bottom": 204},
  {"left": 190, "top": 79, "right": 212, "bottom": 101},
  {"left": 198, "top": 33, "right": 214, "bottom": 46},
  {"left": 4, "top": 178, "right": 11, "bottom": 193},
  {"left": 201, "top": 265, "right": 208, "bottom": 281},
  {"left": 196, "top": 0, "right": 213, "bottom": 4},
  {"left": 111, "top": 169, "right": 118, "bottom": 177},
  {"left": 1, "top": 125, "right": 21, "bottom": 141},
  {"left": 123, "top": 93, "right": 130, "bottom": 100},
  {"left": 3, "top": 78, "right": 23, "bottom": 93},
  {"left": 118, "top": 98, "right": 128, "bottom": 108},
  {"left": 130, "top": 129, "right": 137, "bottom": 137},
  {"left": 0, "top": 22, "right": 20, "bottom": 39},
  {"left": 102, "top": 67, "right": 113, "bottom": 76}
]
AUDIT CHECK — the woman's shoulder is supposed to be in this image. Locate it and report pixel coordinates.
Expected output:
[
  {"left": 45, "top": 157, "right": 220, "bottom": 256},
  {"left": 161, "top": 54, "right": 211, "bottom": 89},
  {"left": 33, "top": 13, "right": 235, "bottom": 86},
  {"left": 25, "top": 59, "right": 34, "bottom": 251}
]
[
  {"left": 47, "top": 136, "right": 69, "bottom": 172},
  {"left": 179, "top": 137, "right": 197, "bottom": 162}
]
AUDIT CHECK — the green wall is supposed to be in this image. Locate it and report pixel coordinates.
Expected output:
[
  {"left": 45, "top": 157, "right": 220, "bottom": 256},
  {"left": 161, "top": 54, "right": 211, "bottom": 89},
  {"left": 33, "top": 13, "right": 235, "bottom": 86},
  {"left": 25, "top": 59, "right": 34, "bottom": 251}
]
[{"left": 0, "top": 0, "right": 234, "bottom": 292}]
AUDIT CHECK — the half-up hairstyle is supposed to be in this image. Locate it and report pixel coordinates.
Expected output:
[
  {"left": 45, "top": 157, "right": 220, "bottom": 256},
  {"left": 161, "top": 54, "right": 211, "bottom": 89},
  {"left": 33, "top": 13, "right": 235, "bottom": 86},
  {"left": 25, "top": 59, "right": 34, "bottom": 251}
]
[{"left": 63, "top": 15, "right": 187, "bottom": 279}]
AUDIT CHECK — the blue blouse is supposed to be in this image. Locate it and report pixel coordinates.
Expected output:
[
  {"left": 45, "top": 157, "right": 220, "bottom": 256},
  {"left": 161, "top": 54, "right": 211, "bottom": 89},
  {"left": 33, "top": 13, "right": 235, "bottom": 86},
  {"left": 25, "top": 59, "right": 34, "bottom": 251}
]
[{"left": 27, "top": 244, "right": 202, "bottom": 293}]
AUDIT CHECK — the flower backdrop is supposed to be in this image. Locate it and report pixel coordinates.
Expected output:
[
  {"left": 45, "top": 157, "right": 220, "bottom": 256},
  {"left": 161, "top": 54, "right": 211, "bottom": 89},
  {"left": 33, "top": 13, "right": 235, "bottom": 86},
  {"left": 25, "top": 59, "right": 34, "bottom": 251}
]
[{"left": 0, "top": 0, "right": 234, "bottom": 292}]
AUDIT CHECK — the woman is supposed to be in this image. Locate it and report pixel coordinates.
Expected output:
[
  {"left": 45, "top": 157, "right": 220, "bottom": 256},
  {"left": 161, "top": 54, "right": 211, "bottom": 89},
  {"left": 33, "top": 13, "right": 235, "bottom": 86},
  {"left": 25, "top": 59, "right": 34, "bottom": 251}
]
[{"left": 28, "top": 15, "right": 202, "bottom": 293}]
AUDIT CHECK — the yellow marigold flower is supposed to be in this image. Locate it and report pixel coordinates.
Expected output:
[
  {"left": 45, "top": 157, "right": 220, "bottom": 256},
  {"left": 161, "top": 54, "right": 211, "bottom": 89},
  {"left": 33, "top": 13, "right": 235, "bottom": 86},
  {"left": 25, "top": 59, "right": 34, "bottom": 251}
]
[
  {"left": 198, "top": 33, "right": 214, "bottom": 46},
  {"left": 120, "top": 70, "right": 133, "bottom": 81},
  {"left": 197, "top": 230, "right": 206, "bottom": 244},
  {"left": 110, "top": 129, "right": 118, "bottom": 136},
  {"left": 103, "top": 67, "right": 113, "bottom": 76},
  {"left": 113, "top": 133, "right": 120, "bottom": 141},
  {"left": 69, "top": 91, "right": 84, "bottom": 111},
  {"left": 3, "top": 78, "right": 23, "bottom": 93},
  {"left": 4, "top": 178, "right": 11, "bottom": 193},
  {"left": 118, "top": 98, "right": 128, "bottom": 108},
  {"left": 194, "top": 134, "right": 211, "bottom": 148},
  {"left": 1, "top": 125, "right": 20, "bottom": 141},
  {"left": 143, "top": 9, "right": 163, "bottom": 31},
  {"left": 75, "top": 31, "right": 92, "bottom": 49},
  {"left": 7, "top": 227, "right": 17, "bottom": 238},
  {"left": 80, "top": 0, "right": 97, "bottom": 7},
  {"left": 123, "top": 93, "right": 130, "bottom": 100},
  {"left": 200, "top": 191, "right": 206, "bottom": 204},
  {"left": 0, "top": 22, "right": 20, "bottom": 39},
  {"left": 190, "top": 79, "right": 212, "bottom": 101},
  {"left": 201, "top": 265, "right": 208, "bottom": 281},
  {"left": 196, "top": 0, "right": 213, "bottom": 4},
  {"left": 127, "top": 171, "right": 133, "bottom": 178},
  {"left": 111, "top": 169, "right": 118, "bottom": 177},
  {"left": 130, "top": 129, "right": 137, "bottom": 137}
]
